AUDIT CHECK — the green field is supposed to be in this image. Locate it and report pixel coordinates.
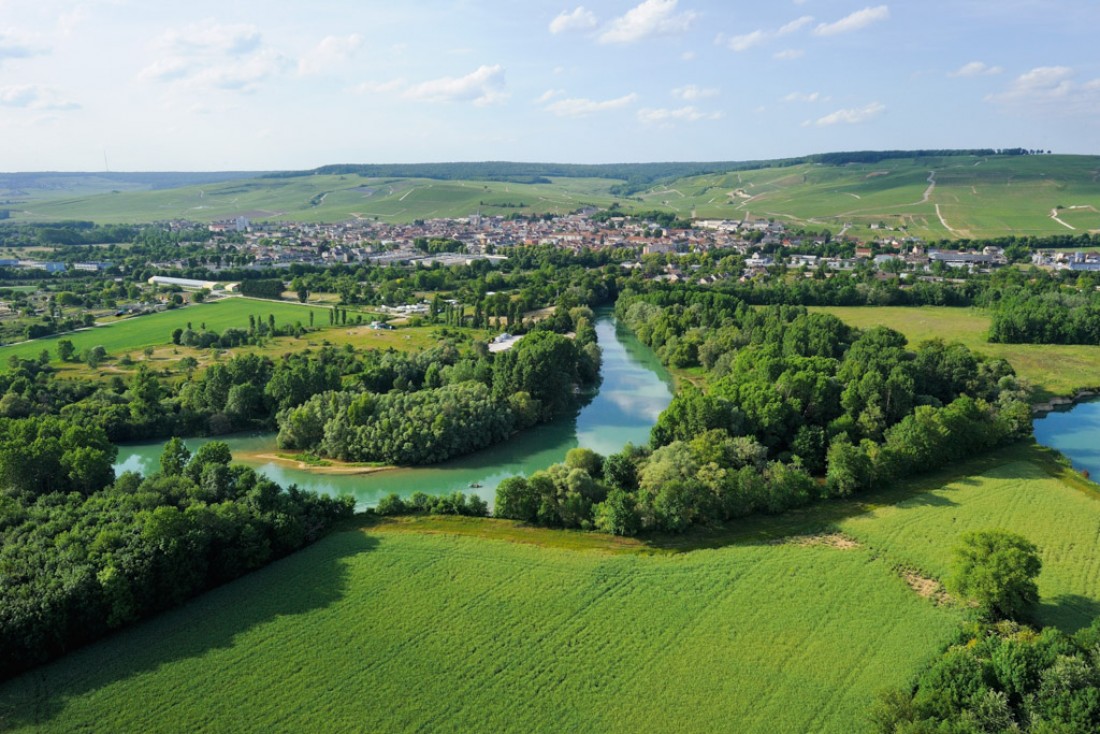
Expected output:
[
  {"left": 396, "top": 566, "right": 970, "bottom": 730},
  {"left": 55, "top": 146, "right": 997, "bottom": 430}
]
[
  {"left": 3, "top": 443, "right": 1099, "bottom": 733},
  {"left": 810, "top": 305, "right": 1100, "bottom": 401},
  {"left": 6, "top": 155, "right": 1100, "bottom": 240},
  {"left": 0, "top": 298, "right": 336, "bottom": 370}
]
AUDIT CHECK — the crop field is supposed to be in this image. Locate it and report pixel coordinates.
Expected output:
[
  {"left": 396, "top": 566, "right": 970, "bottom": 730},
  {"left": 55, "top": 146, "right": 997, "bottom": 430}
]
[
  {"left": 641, "top": 155, "right": 1100, "bottom": 240},
  {"left": 8, "top": 175, "right": 622, "bottom": 225},
  {"left": 4, "top": 443, "right": 1100, "bottom": 733},
  {"left": 0, "top": 297, "right": 351, "bottom": 370},
  {"left": 811, "top": 305, "right": 1100, "bottom": 401},
  {"left": 837, "top": 450, "right": 1100, "bottom": 632},
  {"left": 7, "top": 155, "right": 1100, "bottom": 240}
]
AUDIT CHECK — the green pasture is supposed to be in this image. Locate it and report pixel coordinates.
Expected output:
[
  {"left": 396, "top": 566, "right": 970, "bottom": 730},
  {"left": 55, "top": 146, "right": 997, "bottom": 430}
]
[
  {"left": 5, "top": 443, "right": 1100, "bottom": 732},
  {"left": 0, "top": 298, "right": 333, "bottom": 369},
  {"left": 811, "top": 305, "right": 1100, "bottom": 401}
]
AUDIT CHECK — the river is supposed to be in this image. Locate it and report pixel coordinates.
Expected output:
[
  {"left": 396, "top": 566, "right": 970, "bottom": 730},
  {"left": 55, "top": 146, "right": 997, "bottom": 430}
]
[
  {"left": 1033, "top": 398, "right": 1100, "bottom": 477},
  {"left": 114, "top": 314, "right": 674, "bottom": 507}
]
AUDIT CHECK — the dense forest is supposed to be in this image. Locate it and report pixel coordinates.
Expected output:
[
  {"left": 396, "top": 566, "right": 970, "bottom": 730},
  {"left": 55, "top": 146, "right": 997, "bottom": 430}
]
[{"left": 490, "top": 287, "right": 1031, "bottom": 535}]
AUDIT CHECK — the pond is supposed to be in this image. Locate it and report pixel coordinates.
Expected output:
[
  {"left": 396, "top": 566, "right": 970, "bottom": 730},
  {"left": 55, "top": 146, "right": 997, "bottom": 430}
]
[
  {"left": 1033, "top": 397, "right": 1100, "bottom": 478},
  {"left": 114, "top": 314, "right": 674, "bottom": 507}
]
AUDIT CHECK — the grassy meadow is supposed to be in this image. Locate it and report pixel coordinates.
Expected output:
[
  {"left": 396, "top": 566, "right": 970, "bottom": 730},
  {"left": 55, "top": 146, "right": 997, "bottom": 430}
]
[
  {"left": 0, "top": 297, "right": 458, "bottom": 376},
  {"left": 810, "top": 305, "right": 1100, "bottom": 401},
  {"left": 4, "top": 443, "right": 1100, "bottom": 733}
]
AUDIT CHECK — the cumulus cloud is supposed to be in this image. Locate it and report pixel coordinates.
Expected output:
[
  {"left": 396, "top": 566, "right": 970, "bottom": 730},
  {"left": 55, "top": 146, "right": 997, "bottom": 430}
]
[
  {"left": 813, "top": 6, "right": 890, "bottom": 36},
  {"left": 815, "top": 101, "right": 885, "bottom": 125},
  {"left": 986, "top": 66, "right": 1075, "bottom": 104},
  {"left": 774, "top": 49, "right": 805, "bottom": 60},
  {"left": 638, "top": 105, "right": 722, "bottom": 125},
  {"left": 672, "top": 84, "right": 718, "bottom": 100},
  {"left": 550, "top": 7, "right": 598, "bottom": 34},
  {"left": 544, "top": 92, "right": 638, "bottom": 117},
  {"left": 949, "top": 61, "right": 1003, "bottom": 77},
  {"left": 404, "top": 64, "right": 507, "bottom": 106},
  {"left": 599, "top": 0, "right": 697, "bottom": 44},
  {"left": 298, "top": 34, "right": 362, "bottom": 76},
  {"left": 0, "top": 84, "right": 79, "bottom": 111}
]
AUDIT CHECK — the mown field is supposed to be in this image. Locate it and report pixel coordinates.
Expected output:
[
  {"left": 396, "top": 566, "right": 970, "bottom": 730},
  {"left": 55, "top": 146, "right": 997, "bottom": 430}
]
[
  {"left": 3, "top": 443, "right": 1099, "bottom": 733},
  {"left": 0, "top": 297, "right": 454, "bottom": 377},
  {"left": 7, "top": 155, "right": 1100, "bottom": 240},
  {"left": 810, "top": 305, "right": 1100, "bottom": 401}
]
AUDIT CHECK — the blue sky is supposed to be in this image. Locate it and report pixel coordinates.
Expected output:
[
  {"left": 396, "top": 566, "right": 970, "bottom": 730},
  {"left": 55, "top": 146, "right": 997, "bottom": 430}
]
[{"left": 1, "top": 0, "right": 1098, "bottom": 170}]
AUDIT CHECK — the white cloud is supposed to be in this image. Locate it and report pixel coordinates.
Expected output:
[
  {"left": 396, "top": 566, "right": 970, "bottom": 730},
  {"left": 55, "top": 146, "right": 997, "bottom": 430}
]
[
  {"left": 599, "top": 0, "right": 697, "bottom": 44},
  {"left": 137, "top": 57, "right": 191, "bottom": 83},
  {"left": 638, "top": 105, "right": 722, "bottom": 125},
  {"left": 534, "top": 88, "right": 564, "bottom": 104},
  {"left": 813, "top": 6, "right": 890, "bottom": 36},
  {"left": 188, "top": 49, "right": 291, "bottom": 92},
  {"left": 545, "top": 92, "right": 638, "bottom": 117},
  {"left": 0, "top": 84, "right": 79, "bottom": 111},
  {"left": 723, "top": 14, "right": 813, "bottom": 53},
  {"left": 550, "top": 7, "right": 598, "bottom": 34},
  {"left": 298, "top": 34, "right": 362, "bottom": 76},
  {"left": 0, "top": 31, "right": 39, "bottom": 64},
  {"left": 353, "top": 78, "right": 406, "bottom": 95},
  {"left": 986, "top": 66, "right": 1074, "bottom": 104},
  {"left": 774, "top": 49, "right": 805, "bottom": 60},
  {"left": 728, "top": 30, "right": 768, "bottom": 52},
  {"left": 404, "top": 64, "right": 507, "bottom": 106},
  {"left": 783, "top": 91, "right": 822, "bottom": 102},
  {"left": 778, "top": 15, "right": 814, "bottom": 35},
  {"left": 949, "top": 61, "right": 1003, "bottom": 77},
  {"left": 681, "top": 50, "right": 697, "bottom": 61},
  {"left": 672, "top": 84, "right": 718, "bottom": 100},
  {"left": 157, "top": 21, "right": 263, "bottom": 56},
  {"left": 815, "top": 101, "right": 885, "bottom": 125}
]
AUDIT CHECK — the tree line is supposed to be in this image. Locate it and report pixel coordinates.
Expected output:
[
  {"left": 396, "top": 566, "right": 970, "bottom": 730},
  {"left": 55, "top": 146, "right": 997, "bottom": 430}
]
[{"left": 0, "top": 431, "right": 353, "bottom": 680}]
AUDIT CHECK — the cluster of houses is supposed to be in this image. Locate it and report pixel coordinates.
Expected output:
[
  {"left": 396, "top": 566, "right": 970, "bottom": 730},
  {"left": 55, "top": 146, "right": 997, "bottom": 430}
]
[{"left": 1031, "top": 250, "right": 1100, "bottom": 272}]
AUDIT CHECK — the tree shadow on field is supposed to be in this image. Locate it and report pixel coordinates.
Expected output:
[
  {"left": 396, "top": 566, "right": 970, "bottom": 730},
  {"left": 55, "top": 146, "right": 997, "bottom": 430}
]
[
  {"left": 1036, "top": 593, "right": 1100, "bottom": 635},
  {"left": 0, "top": 531, "right": 378, "bottom": 730}
]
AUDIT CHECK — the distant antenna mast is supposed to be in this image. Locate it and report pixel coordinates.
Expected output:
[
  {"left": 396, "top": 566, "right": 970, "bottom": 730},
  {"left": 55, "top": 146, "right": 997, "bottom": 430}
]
[{"left": 103, "top": 149, "right": 110, "bottom": 172}]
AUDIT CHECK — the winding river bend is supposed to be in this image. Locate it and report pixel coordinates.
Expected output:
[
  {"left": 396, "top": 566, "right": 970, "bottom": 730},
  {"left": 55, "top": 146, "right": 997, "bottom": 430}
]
[{"left": 114, "top": 314, "right": 674, "bottom": 507}]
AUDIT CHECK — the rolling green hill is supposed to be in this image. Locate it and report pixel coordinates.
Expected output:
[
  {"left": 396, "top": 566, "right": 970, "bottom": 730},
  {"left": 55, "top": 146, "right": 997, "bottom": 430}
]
[{"left": 4, "top": 153, "right": 1099, "bottom": 240}]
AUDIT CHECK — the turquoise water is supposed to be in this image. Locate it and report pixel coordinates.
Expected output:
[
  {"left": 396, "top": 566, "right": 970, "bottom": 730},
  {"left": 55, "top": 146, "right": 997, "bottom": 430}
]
[
  {"left": 115, "top": 315, "right": 674, "bottom": 507},
  {"left": 1033, "top": 398, "right": 1100, "bottom": 477}
]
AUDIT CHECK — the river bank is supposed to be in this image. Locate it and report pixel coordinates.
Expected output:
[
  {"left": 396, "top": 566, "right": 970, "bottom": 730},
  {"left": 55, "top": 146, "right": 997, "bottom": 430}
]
[{"left": 114, "top": 314, "right": 674, "bottom": 508}]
